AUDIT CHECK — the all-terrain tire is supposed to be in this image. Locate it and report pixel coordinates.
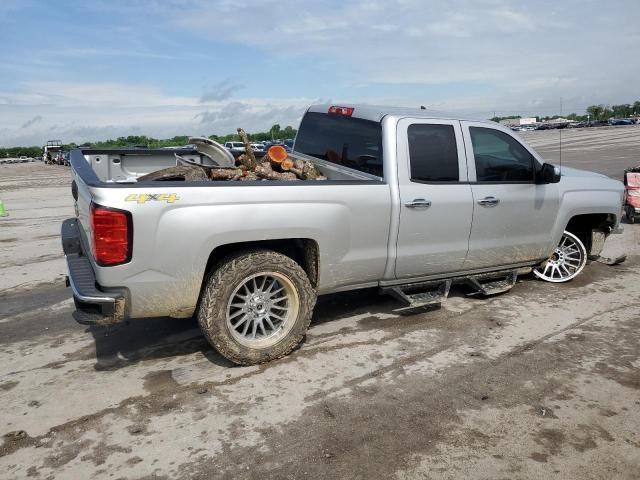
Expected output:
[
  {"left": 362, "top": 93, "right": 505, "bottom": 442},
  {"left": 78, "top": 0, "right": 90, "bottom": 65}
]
[{"left": 198, "top": 249, "right": 316, "bottom": 365}]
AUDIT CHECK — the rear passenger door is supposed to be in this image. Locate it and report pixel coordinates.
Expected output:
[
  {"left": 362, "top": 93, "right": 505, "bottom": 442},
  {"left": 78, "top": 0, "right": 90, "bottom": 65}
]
[
  {"left": 394, "top": 119, "right": 474, "bottom": 279},
  {"left": 460, "top": 121, "right": 559, "bottom": 270}
]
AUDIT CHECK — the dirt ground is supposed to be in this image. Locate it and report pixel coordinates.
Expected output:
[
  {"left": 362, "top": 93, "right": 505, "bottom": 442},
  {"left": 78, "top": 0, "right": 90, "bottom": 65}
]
[{"left": 0, "top": 127, "right": 639, "bottom": 479}]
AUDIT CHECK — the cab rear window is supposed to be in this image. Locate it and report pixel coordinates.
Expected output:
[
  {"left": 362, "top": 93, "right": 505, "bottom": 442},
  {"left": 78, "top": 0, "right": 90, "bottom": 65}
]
[{"left": 295, "top": 112, "right": 383, "bottom": 177}]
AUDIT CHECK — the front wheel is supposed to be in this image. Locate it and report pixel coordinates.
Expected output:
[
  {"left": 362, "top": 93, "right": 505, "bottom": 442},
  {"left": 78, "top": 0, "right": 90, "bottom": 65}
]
[
  {"left": 625, "top": 205, "right": 636, "bottom": 224},
  {"left": 533, "top": 231, "right": 587, "bottom": 283},
  {"left": 198, "top": 249, "right": 316, "bottom": 365}
]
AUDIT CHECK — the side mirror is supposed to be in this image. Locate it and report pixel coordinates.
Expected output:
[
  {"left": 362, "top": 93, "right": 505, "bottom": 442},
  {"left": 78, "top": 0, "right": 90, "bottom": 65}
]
[{"left": 539, "top": 163, "right": 561, "bottom": 184}]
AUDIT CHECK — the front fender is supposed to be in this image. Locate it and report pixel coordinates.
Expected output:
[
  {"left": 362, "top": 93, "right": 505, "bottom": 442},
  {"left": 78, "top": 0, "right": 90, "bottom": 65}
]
[{"left": 551, "top": 186, "right": 623, "bottom": 250}]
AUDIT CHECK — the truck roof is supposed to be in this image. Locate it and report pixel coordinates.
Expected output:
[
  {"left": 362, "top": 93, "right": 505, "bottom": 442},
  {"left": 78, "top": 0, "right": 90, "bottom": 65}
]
[{"left": 307, "top": 104, "right": 495, "bottom": 125}]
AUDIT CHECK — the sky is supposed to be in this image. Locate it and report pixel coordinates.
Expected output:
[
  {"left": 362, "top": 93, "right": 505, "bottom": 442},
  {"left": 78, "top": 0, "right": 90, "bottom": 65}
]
[{"left": 1, "top": 0, "right": 639, "bottom": 147}]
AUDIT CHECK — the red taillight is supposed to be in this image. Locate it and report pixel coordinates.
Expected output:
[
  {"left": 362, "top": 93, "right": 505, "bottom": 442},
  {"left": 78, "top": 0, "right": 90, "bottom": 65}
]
[
  {"left": 328, "top": 105, "right": 354, "bottom": 116},
  {"left": 91, "top": 204, "right": 131, "bottom": 266}
]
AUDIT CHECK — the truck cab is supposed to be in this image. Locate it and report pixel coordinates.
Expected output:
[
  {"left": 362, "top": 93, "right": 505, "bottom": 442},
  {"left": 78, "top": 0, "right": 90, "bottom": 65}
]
[{"left": 296, "top": 105, "right": 621, "bottom": 280}]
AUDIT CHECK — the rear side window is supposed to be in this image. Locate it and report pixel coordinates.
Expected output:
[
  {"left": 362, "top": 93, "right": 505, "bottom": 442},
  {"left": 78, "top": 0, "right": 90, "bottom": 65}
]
[
  {"left": 470, "top": 127, "right": 534, "bottom": 182},
  {"left": 408, "top": 124, "right": 459, "bottom": 182},
  {"left": 295, "top": 112, "right": 383, "bottom": 177}
]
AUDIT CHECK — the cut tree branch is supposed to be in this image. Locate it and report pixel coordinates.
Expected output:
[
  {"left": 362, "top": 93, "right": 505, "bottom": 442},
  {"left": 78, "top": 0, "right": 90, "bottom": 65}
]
[{"left": 237, "top": 128, "right": 257, "bottom": 170}]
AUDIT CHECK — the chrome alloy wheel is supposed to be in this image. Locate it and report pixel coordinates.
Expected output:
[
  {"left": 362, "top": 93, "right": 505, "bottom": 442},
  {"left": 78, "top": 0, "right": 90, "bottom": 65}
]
[
  {"left": 533, "top": 231, "right": 587, "bottom": 283},
  {"left": 226, "top": 272, "right": 299, "bottom": 348}
]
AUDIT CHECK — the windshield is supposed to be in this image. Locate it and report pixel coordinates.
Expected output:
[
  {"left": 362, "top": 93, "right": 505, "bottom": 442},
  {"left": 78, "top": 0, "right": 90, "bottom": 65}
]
[{"left": 295, "top": 112, "right": 383, "bottom": 177}]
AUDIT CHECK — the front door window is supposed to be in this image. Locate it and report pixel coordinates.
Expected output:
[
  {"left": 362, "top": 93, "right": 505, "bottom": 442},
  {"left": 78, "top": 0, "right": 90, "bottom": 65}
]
[{"left": 470, "top": 127, "right": 534, "bottom": 182}]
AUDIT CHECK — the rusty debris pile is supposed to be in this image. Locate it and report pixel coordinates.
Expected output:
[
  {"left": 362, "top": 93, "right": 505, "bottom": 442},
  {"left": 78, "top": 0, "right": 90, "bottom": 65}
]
[{"left": 138, "top": 128, "right": 326, "bottom": 182}]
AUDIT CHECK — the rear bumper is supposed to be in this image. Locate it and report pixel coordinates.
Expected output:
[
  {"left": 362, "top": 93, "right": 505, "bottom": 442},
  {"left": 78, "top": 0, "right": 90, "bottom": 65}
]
[{"left": 62, "top": 218, "right": 126, "bottom": 325}]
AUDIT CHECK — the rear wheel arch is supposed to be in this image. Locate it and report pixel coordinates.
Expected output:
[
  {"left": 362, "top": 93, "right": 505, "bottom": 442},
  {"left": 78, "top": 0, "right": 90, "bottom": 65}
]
[{"left": 202, "top": 238, "right": 320, "bottom": 289}]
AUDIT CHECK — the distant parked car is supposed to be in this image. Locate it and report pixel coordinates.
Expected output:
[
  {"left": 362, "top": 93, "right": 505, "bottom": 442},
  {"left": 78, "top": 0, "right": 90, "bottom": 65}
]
[
  {"left": 224, "top": 142, "right": 246, "bottom": 152},
  {"left": 251, "top": 143, "right": 265, "bottom": 152},
  {"left": 608, "top": 118, "right": 634, "bottom": 126}
]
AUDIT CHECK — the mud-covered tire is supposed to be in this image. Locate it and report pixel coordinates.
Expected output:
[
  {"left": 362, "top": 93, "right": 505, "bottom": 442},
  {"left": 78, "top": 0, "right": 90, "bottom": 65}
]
[{"left": 198, "top": 249, "right": 316, "bottom": 365}]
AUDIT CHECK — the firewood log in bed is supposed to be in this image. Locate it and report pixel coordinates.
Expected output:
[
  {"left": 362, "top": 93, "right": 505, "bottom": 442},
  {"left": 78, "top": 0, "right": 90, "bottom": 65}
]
[{"left": 137, "top": 128, "right": 327, "bottom": 182}]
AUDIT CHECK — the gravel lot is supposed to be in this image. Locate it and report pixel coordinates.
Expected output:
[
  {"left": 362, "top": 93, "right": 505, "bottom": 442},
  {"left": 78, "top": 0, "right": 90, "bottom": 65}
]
[{"left": 0, "top": 127, "right": 639, "bottom": 479}]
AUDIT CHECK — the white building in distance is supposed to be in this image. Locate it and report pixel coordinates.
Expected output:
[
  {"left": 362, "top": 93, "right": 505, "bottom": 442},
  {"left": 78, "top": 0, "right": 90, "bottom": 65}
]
[
  {"left": 519, "top": 117, "right": 537, "bottom": 125},
  {"left": 499, "top": 117, "right": 538, "bottom": 126}
]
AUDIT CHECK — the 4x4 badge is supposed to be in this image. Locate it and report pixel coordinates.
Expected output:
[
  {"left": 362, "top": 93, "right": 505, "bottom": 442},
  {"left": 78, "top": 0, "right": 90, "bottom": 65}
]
[{"left": 125, "top": 193, "right": 179, "bottom": 204}]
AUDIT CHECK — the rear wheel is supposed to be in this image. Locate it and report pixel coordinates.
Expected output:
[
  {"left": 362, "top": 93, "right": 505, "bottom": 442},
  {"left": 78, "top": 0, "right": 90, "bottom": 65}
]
[
  {"left": 533, "top": 231, "right": 587, "bottom": 283},
  {"left": 198, "top": 249, "right": 316, "bottom": 365}
]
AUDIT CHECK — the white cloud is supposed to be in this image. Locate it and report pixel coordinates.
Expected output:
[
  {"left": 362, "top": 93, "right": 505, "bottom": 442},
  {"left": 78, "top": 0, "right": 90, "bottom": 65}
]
[
  {"left": 168, "top": 0, "right": 639, "bottom": 101},
  {"left": 41, "top": 47, "right": 182, "bottom": 60},
  {"left": 2, "top": 0, "right": 639, "bottom": 146},
  {"left": 0, "top": 81, "right": 197, "bottom": 107},
  {"left": 200, "top": 79, "right": 245, "bottom": 103},
  {"left": 20, "top": 115, "right": 43, "bottom": 129},
  {"left": 0, "top": 81, "right": 315, "bottom": 146}
]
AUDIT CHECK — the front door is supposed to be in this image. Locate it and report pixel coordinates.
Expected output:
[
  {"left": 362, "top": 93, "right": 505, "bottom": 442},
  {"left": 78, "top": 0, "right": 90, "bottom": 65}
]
[
  {"left": 460, "top": 121, "right": 559, "bottom": 270},
  {"left": 394, "top": 119, "right": 474, "bottom": 279}
]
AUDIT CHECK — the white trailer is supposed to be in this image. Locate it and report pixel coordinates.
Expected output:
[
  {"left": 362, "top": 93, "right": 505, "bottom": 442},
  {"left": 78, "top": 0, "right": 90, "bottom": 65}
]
[{"left": 44, "top": 140, "right": 65, "bottom": 165}]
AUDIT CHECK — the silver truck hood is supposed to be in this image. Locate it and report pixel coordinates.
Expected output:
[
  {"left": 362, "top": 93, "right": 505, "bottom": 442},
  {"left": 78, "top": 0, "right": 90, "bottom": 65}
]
[
  {"left": 558, "top": 166, "right": 609, "bottom": 179},
  {"left": 555, "top": 165, "right": 623, "bottom": 194}
]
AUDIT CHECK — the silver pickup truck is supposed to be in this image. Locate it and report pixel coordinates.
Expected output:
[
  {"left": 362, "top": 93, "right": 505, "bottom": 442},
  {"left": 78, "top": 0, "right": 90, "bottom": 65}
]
[{"left": 62, "top": 104, "right": 624, "bottom": 365}]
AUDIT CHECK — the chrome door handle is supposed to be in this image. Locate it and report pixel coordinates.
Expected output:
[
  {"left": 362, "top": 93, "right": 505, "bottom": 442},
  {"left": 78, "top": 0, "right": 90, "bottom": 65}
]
[
  {"left": 477, "top": 196, "right": 500, "bottom": 207},
  {"left": 405, "top": 199, "right": 432, "bottom": 209}
]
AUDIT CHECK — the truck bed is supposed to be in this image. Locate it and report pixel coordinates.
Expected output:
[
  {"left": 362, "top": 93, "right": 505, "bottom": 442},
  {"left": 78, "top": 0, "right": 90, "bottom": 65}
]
[{"left": 71, "top": 148, "right": 381, "bottom": 185}]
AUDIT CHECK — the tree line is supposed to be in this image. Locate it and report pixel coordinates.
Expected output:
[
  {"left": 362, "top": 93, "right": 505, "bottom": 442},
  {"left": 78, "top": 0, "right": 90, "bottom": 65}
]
[
  {"left": 0, "top": 124, "right": 297, "bottom": 158},
  {"left": 491, "top": 100, "right": 640, "bottom": 123}
]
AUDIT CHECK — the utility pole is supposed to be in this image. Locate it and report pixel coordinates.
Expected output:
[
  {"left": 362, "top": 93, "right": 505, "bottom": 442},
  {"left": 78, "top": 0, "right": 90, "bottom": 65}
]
[{"left": 559, "top": 97, "right": 563, "bottom": 171}]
